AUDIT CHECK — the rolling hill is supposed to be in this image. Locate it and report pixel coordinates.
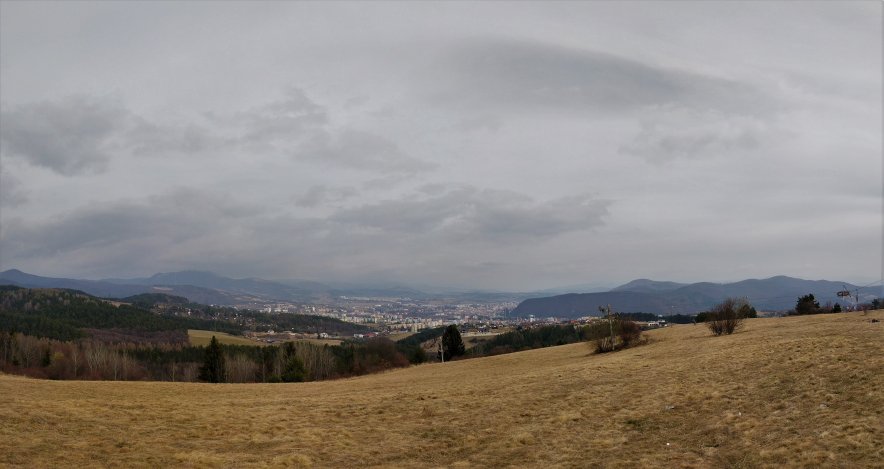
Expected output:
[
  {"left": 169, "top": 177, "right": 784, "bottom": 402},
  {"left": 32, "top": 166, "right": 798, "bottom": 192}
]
[{"left": 1, "top": 310, "right": 881, "bottom": 467}]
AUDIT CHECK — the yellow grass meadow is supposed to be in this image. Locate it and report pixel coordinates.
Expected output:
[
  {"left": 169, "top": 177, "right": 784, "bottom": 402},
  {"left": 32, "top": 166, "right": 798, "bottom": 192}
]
[{"left": 2, "top": 311, "right": 882, "bottom": 468}]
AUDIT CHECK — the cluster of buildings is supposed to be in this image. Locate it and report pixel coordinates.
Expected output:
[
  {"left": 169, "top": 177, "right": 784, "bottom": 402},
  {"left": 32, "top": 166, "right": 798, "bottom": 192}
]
[{"left": 245, "top": 298, "right": 522, "bottom": 333}]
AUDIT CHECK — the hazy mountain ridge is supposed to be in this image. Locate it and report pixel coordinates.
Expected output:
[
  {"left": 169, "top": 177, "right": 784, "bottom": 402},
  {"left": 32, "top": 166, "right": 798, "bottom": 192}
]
[
  {"left": 512, "top": 276, "right": 881, "bottom": 317},
  {"left": 2, "top": 270, "right": 879, "bottom": 311},
  {"left": 611, "top": 279, "right": 688, "bottom": 293},
  {"left": 1, "top": 269, "right": 271, "bottom": 305},
  {"left": 0, "top": 269, "right": 150, "bottom": 298},
  {"left": 0, "top": 269, "right": 528, "bottom": 304}
]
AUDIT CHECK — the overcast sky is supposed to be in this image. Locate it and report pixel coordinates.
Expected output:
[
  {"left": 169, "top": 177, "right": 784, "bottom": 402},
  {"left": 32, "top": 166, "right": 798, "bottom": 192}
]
[{"left": 0, "top": 1, "right": 881, "bottom": 290}]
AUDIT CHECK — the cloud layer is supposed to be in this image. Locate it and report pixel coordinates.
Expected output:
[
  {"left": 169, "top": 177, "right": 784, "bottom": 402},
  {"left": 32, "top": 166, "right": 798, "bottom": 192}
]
[{"left": 0, "top": 2, "right": 880, "bottom": 289}]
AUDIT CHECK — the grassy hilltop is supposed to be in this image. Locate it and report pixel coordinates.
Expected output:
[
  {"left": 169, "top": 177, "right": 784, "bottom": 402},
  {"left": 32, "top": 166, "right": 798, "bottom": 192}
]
[{"left": 2, "top": 311, "right": 882, "bottom": 468}]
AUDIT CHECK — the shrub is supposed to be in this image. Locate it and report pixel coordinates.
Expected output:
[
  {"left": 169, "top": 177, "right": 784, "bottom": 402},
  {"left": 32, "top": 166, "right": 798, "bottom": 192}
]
[
  {"left": 595, "top": 336, "right": 615, "bottom": 353},
  {"left": 618, "top": 320, "right": 642, "bottom": 347},
  {"left": 706, "top": 298, "right": 748, "bottom": 336},
  {"left": 592, "top": 319, "right": 642, "bottom": 353},
  {"left": 408, "top": 346, "right": 427, "bottom": 364}
]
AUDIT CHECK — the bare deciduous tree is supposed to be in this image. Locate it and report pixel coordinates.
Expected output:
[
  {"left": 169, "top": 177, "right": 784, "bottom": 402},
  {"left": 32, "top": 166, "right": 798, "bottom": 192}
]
[{"left": 226, "top": 353, "right": 259, "bottom": 383}]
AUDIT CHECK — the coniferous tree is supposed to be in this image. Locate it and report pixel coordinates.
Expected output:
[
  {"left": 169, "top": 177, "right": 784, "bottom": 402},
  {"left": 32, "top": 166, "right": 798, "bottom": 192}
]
[
  {"left": 198, "top": 336, "right": 226, "bottom": 383},
  {"left": 440, "top": 325, "right": 465, "bottom": 361},
  {"left": 279, "top": 342, "right": 306, "bottom": 382},
  {"left": 794, "top": 294, "right": 821, "bottom": 315}
]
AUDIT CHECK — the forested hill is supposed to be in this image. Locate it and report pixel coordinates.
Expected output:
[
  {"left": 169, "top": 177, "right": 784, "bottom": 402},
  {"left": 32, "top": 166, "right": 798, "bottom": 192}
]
[
  {"left": 122, "top": 293, "right": 190, "bottom": 309},
  {"left": 0, "top": 286, "right": 370, "bottom": 343},
  {"left": 0, "top": 286, "right": 239, "bottom": 341}
]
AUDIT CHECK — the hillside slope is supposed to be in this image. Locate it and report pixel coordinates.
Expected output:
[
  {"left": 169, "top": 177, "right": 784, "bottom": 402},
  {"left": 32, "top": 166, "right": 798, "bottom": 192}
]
[{"left": 2, "top": 311, "right": 882, "bottom": 468}]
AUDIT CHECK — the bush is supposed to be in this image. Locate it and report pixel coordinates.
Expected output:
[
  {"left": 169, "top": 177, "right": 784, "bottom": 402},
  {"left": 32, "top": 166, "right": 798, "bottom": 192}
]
[
  {"left": 595, "top": 336, "right": 615, "bottom": 353},
  {"left": 618, "top": 320, "right": 642, "bottom": 347},
  {"left": 590, "top": 318, "right": 642, "bottom": 353},
  {"left": 408, "top": 346, "right": 427, "bottom": 364},
  {"left": 706, "top": 298, "right": 748, "bottom": 336}
]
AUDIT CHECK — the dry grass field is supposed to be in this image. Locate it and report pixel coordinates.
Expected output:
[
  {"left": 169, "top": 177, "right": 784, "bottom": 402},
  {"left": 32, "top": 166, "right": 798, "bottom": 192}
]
[
  {"left": 188, "top": 329, "right": 267, "bottom": 347},
  {"left": 189, "top": 329, "right": 344, "bottom": 347},
  {"left": 3, "top": 311, "right": 882, "bottom": 468},
  {"left": 297, "top": 338, "right": 344, "bottom": 347},
  {"left": 387, "top": 332, "right": 417, "bottom": 341}
]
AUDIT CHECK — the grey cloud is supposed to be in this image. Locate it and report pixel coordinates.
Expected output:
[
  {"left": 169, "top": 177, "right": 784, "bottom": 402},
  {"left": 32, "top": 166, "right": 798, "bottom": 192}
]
[
  {"left": 0, "top": 96, "right": 127, "bottom": 175},
  {"left": 620, "top": 106, "right": 776, "bottom": 163},
  {"left": 127, "top": 118, "right": 220, "bottom": 156},
  {"left": 0, "top": 188, "right": 340, "bottom": 278},
  {"left": 236, "top": 87, "right": 328, "bottom": 145},
  {"left": 332, "top": 186, "right": 609, "bottom": 239},
  {"left": 1, "top": 89, "right": 432, "bottom": 176},
  {"left": 2, "top": 189, "right": 257, "bottom": 260},
  {"left": 0, "top": 171, "right": 27, "bottom": 207},
  {"left": 426, "top": 39, "right": 774, "bottom": 116},
  {"left": 449, "top": 114, "right": 502, "bottom": 133},
  {"left": 217, "top": 88, "right": 432, "bottom": 174},
  {"left": 295, "top": 185, "right": 358, "bottom": 208},
  {"left": 299, "top": 129, "right": 434, "bottom": 173},
  {"left": 0, "top": 95, "right": 224, "bottom": 174}
]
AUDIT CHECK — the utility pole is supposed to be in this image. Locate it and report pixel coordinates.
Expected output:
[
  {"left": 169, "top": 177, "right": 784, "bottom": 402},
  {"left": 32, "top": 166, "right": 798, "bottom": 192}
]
[{"left": 598, "top": 304, "right": 614, "bottom": 351}]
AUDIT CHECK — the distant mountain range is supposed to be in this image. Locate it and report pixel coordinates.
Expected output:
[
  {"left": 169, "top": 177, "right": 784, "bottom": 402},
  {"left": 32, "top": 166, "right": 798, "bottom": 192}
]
[
  {"left": 0, "top": 269, "right": 524, "bottom": 305},
  {"left": 511, "top": 276, "right": 881, "bottom": 317},
  {"left": 0, "top": 269, "right": 266, "bottom": 305},
  {"left": 0, "top": 269, "right": 879, "bottom": 313},
  {"left": 0, "top": 269, "right": 340, "bottom": 305}
]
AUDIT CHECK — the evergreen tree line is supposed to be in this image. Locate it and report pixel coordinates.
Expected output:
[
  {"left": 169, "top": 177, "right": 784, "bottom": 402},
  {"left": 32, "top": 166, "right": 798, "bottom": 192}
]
[
  {"left": 0, "top": 331, "right": 412, "bottom": 383},
  {"left": 787, "top": 293, "right": 846, "bottom": 316}
]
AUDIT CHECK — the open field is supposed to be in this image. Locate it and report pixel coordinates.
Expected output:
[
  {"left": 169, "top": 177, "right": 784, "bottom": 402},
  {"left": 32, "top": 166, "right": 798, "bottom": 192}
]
[
  {"left": 190, "top": 329, "right": 344, "bottom": 348},
  {"left": 387, "top": 331, "right": 416, "bottom": 341},
  {"left": 463, "top": 332, "right": 500, "bottom": 350},
  {"left": 3, "top": 311, "right": 882, "bottom": 468},
  {"left": 187, "top": 329, "right": 267, "bottom": 347},
  {"left": 297, "top": 338, "right": 344, "bottom": 347}
]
